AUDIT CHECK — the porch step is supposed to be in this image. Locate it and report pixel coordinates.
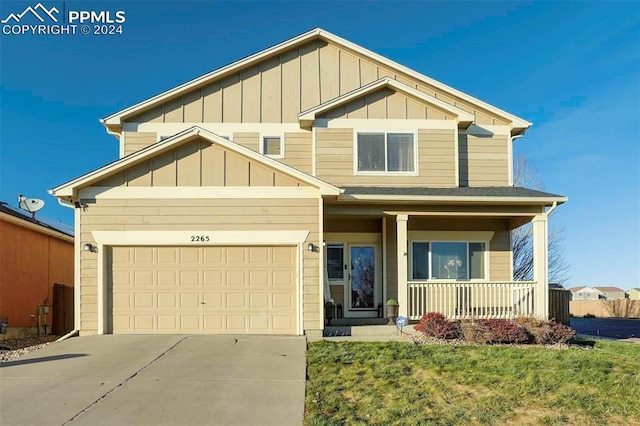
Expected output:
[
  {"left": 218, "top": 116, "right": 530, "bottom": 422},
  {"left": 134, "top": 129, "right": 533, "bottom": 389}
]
[{"left": 324, "top": 324, "right": 416, "bottom": 338}]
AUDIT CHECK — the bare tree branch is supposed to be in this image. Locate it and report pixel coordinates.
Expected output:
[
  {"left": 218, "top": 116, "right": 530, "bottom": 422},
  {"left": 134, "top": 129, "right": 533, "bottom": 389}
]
[{"left": 512, "top": 155, "right": 569, "bottom": 284}]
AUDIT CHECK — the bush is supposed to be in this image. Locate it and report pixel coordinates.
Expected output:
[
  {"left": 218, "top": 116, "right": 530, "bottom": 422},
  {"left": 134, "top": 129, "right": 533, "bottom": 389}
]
[
  {"left": 459, "top": 319, "right": 528, "bottom": 344},
  {"left": 414, "top": 312, "right": 460, "bottom": 340},
  {"left": 514, "top": 317, "right": 576, "bottom": 345}
]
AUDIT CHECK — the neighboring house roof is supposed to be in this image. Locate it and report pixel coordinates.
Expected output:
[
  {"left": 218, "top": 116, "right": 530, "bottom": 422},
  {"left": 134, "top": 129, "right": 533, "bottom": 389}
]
[
  {"left": 0, "top": 201, "right": 74, "bottom": 240},
  {"left": 568, "top": 286, "right": 602, "bottom": 294},
  {"left": 594, "top": 286, "right": 625, "bottom": 293},
  {"left": 629, "top": 288, "right": 640, "bottom": 292},
  {"left": 340, "top": 186, "right": 567, "bottom": 205},
  {"left": 298, "top": 77, "right": 475, "bottom": 127},
  {"left": 50, "top": 126, "right": 341, "bottom": 199},
  {"left": 101, "top": 28, "right": 531, "bottom": 133}
]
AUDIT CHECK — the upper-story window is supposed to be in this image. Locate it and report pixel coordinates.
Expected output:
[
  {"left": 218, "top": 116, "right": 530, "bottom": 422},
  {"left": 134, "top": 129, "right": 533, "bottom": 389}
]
[
  {"left": 262, "top": 135, "right": 284, "bottom": 158},
  {"left": 356, "top": 132, "right": 416, "bottom": 173}
]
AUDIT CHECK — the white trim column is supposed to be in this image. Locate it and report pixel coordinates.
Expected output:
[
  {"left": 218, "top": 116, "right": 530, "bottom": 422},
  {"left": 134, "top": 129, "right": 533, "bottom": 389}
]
[
  {"left": 532, "top": 214, "right": 548, "bottom": 318},
  {"left": 396, "top": 214, "right": 408, "bottom": 317}
]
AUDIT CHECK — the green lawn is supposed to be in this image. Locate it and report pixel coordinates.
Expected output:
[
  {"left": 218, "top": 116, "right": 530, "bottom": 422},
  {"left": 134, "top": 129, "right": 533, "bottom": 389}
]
[{"left": 305, "top": 339, "right": 640, "bottom": 425}]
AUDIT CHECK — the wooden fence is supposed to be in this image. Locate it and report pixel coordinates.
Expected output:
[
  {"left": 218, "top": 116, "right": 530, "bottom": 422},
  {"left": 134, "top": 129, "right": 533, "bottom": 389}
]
[
  {"left": 52, "top": 283, "right": 74, "bottom": 335},
  {"left": 549, "top": 288, "right": 570, "bottom": 325}
]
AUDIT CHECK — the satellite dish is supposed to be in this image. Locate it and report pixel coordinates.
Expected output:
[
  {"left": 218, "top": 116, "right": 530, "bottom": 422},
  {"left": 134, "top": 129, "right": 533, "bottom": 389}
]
[{"left": 18, "top": 194, "right": 45, "bottom": 218}]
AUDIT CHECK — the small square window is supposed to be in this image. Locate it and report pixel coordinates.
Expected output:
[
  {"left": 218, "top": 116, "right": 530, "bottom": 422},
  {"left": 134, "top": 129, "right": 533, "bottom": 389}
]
[
  {"left": 326, "top": 244, "right": 344, "bottom": 281},
  {"left": 262, "top": 136, "right": 282, "bottom": 157}
]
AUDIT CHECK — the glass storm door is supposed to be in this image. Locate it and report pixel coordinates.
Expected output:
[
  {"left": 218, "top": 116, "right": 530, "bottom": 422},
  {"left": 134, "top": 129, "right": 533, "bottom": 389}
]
[{"left": 348, "top": 245, "right": 377, "bottom": 315}]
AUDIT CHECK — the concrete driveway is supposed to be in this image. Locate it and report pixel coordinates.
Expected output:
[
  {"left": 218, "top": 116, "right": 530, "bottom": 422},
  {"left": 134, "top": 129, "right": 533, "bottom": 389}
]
[{"left": 0, "top": 335, "right": 306, "bottom": 426}]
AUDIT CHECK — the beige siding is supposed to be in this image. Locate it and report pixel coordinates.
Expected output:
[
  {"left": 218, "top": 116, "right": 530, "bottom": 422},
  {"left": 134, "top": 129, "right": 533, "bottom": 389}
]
[
  {"left": 96, "top": 138, "right": 308, "bottom": 188},
  {"left": 78, "top": 198, "right": 320, "bottom": 335},
  {"left": 282, "top": 132, "right": 312, "bottom": 174},
  {"left": 125, "top": 40, "right": 510, "bottom": 126},
  {"left": 315, "top": 128, "right": 456, "bottom": 187},
  {"left": 123, "top": 132, "right": 157, "bottom": 156},
  {"left": 319, "top": 88, "right": 454, "bottom": 120},
  {"left": 459, "top": 133, "right": 510, "bottom": 186}
]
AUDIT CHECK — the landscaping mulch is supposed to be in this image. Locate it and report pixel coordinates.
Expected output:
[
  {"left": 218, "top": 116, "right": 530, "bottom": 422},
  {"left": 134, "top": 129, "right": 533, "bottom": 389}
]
[{"left": 0, "top": 335, "right": 59, "bottom": 363}]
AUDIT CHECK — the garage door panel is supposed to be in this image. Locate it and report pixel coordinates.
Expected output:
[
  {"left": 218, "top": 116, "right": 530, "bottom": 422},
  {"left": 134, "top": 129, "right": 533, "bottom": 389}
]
[
  {"left": 134, "top": 293, "right": 154, "bottom": 308},
  {"left": 203, "top": 293, "right": 223, "bottom": 308},
  {"left": 134, "top": 315, "right": 154, "bottom": 331},
  {"left": 179, "top": 270, "right": 200, "bottom": 287},
  {"left": 158, "top": 270, "right": 177, "bottom": 285},
  {"left": 180, "top": 247, "right": 200, "bottom": 263},
  {"left": 110, "top": 246, "right": 297, "bottom": 334},
  {"left": 249, "top": 293, "right": 269, "bottom": 308},
  {"left": 180, "top": 293, "right": 200, "bottom": 308},
  {"left": 203, "top": 247, "right": 224, "bottom": 264},
  {"left": 158, "top": 315, "right": 177, "bottom": 331},
  {"left": 134, "top": 247, "right": 155, "bottom": 263},
  {"left": 226, "top": 270, "right": 247, "bottom": 287},
  {"left": 157, "top": 293, "right": 177, "bottom": 308},
  {"left": 134, "top": 270, "right": 154, "bottom": 286},
  {"left": 157, "top": 247, "right": 177, "bottom": 263}
]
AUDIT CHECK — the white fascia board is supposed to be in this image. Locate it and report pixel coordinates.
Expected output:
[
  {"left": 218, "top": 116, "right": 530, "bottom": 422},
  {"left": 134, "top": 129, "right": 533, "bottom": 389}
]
[
  {"left": 298, "top": 77, "right": 474, "bottom": 124},
  {"left": 50, "top": 126, "right": 340, "bottom": 198},
  {"left": 340, "top": 193, "right": 568, "bottom": 205},
  {"left": 102, "top": 28, "right": 529, "bottom": 130}
]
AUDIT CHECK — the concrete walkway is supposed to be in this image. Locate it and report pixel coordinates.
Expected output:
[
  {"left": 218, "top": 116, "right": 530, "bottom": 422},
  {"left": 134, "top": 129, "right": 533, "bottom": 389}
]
[{"left": 0, "top": 335, "right": 306, "bottom": 426}]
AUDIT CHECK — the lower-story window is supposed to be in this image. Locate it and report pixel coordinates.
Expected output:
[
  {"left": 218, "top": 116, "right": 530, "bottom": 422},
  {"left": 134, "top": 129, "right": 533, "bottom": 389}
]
[{"left": 411, "top": 241, "right": 486, "bottom": 280}]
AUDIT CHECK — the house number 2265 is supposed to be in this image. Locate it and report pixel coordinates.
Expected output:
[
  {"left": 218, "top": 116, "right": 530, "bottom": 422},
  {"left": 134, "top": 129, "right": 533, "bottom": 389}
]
[{"left": 190, "top": 235, "right": 210, "bottom": 242}]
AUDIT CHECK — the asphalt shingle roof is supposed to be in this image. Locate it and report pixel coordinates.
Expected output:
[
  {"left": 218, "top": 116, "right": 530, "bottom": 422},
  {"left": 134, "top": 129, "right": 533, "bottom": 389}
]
[
  {"left": 0, "top": 202, "right": 74, "bottom": 237},
  {"left": 341, "top": 186, "right": 565, "bottom": 198}
]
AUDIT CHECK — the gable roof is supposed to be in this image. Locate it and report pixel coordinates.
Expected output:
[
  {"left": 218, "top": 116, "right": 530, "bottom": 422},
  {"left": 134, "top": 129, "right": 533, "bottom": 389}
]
[
  {"left": 49, "top": 127, "right": 340, "bottom": 199},
  {"left": 101, "top": 28, "right": 531, "bottom": 133},
  {"left": 568, "top": 286, "right": 601, "bottom": 294},
  {"left": 298, "top": 77, "right": 475, "bottom": 127},
  {"left": 594, "top": 286, "right": 625, "bottom": 293}
]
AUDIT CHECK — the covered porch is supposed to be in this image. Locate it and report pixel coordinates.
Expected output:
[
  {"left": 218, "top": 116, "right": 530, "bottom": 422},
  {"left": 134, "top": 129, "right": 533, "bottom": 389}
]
[{"left": 322, "top": 187, "right": 565, "bottom": 323}]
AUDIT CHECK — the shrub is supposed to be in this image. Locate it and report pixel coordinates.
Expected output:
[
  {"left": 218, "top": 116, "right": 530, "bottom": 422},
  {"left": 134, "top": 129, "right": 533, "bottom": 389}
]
[
  {"left": 460, "top": 319, "right": 528, "bottom": 344},
  {"left": 414, "top": 312, "right": 460, "bottom": 339},
  {"left": 514, "top": 316, "right": 576, "bottom": 344}
]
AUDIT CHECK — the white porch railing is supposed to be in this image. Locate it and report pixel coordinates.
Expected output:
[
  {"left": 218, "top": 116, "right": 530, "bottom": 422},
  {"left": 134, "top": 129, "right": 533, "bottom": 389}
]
[{"left": 408, "top": 281, "right": 537, "bottom": 320}]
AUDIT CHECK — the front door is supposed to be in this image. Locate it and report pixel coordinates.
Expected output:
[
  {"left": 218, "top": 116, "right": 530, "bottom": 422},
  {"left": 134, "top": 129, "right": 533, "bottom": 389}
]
[{"left": 346, "top": 244, "right": 380, "bottom": 318}]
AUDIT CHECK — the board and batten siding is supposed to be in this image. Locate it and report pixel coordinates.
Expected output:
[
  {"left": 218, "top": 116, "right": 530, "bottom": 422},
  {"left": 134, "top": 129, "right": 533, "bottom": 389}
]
[
  {"left": 98, "top": 139, "right": 306, "bottom": 188},
  {"left": 318, "top": 88, "right": 455, "bottom": 121},
  {"left": 124, "top": 40, "right": 509, "bottom": 126},
  {"left": 77, "top": 198, "right": 321, "bottom": 335},
  {"left": 315, "top": 128, "right": 456, "bottom": 187},
  {"left": 459, "top": 132, "right": 510, "bottom": 187}
]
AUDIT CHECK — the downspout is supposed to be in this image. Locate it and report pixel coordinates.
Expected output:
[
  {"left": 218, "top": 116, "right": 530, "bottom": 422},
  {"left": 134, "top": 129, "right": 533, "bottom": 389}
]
[
  {"left": 546, "top": 201, "right": 558, "bottom": 217},
  {"left": 53, "top": 194, "right": 80, "bottom": 339},
  {"left": 510, "top": 134, "right": 524, "bottom": 186}
]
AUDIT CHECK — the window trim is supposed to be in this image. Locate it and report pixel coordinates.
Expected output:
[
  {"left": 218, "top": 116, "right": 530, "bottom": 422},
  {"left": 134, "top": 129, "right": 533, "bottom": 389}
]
[
  {"left": 260, "top": 134, "right": 285, "bottom": 159},
  {"left": 325, "top": 242, "right": 345, "bottom": 283},
  {"left": 353, "top": 130, "right": 418, "bottom": 176},
  {"left": 409, "top": 240, "right": 490, "bottom": 282}
]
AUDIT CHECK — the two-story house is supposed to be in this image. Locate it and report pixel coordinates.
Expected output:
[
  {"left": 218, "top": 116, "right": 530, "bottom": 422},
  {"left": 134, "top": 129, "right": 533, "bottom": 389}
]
[{"left": 50, "top": 29, "right": 566, "bottom": 338}]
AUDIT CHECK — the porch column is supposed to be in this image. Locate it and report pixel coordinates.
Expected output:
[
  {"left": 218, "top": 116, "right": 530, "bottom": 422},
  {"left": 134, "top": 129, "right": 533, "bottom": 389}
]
[
  {"left": 396, "top": 214, "right": 408, "bottom": 318},
  {"left": 532, "top": 213, "right": 548, "bottom": 318}
]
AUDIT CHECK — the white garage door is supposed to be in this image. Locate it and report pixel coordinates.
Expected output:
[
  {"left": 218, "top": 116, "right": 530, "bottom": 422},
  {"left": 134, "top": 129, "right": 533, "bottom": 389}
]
[{"left": 108, "top": 246, "right": 297, "bottom": 334}]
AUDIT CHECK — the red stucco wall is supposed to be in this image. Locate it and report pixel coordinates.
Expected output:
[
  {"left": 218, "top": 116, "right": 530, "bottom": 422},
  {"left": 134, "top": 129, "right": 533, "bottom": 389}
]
[{"left": 0, "top": 220, "right": 74, "bottom": 327}]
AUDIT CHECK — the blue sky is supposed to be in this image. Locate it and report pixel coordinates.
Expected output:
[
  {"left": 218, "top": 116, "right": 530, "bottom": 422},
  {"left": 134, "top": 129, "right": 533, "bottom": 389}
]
[{"left": 1, "top": 1, "right": 638, "bottom": 288}]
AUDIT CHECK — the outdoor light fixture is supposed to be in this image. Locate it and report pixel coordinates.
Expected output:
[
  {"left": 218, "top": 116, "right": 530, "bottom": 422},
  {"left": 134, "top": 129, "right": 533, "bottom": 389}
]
[
  {"left": 307, "top": 243, "right": 317, "bottom": 252},
  {"left": 83, "top": 243, "right": 97, "bottom": 253}
]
